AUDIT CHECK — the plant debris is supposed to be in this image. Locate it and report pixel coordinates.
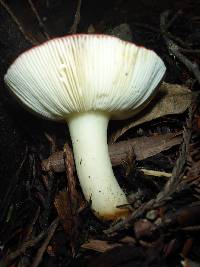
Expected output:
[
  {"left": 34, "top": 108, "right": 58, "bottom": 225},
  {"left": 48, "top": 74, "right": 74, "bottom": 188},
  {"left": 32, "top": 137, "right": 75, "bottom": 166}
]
[
  {"left": 110, "top": 82, "right": 192, "bottom": 143},
  {"left": 0, "top": 1, "right": 200, "bottom": 267},
  {"left": 42, "top": 132, "right": 182, "bottom": 172}
]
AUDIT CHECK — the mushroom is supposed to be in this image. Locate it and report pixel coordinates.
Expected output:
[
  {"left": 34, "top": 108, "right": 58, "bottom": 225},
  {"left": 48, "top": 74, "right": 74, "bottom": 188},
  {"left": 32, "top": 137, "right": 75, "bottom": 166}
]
[{"left": 4, "top": 34, "right": 166, "bottom": 221}]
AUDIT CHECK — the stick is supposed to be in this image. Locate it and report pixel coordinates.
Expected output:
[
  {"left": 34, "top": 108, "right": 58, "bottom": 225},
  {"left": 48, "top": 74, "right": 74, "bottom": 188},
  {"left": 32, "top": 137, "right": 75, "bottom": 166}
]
[
  {"left": 27, "top": 0, "right": 50, "bottom": 40},
  {"left": 42, "top": 133, "right": 182, "bottom": 172},
  {"left": 160, "top": 11, "right": 200, "bottom": 84},
  {"left": 0, "top": 229, "right": 46, "bottom": 267},
  {"left": 69, "top": 0, "right": 82, "bottom": 34},
  {"left": 30, "top": 218, "right": 59, "bottom": 267},
  {"left": 0, "top": 0, "right": 38, "bottom": 45}
]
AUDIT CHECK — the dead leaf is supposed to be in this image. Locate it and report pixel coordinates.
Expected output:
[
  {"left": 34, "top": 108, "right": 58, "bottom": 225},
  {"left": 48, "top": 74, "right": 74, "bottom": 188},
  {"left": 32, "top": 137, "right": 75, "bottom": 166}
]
[
  {"left": 42, "top": 132, "right": 182, "bottom": 172},
  {"left": 111, "top": 82, "right": 192, "bottom": 143},
  {"left": 81, "top": 236, "right": 136, "bottom": 253},
  {"left": 81, "top": 239, "right": 121, "bottom": 253},
  {"left": 109, "top": 132, "right": 182, "bottom": 163}
]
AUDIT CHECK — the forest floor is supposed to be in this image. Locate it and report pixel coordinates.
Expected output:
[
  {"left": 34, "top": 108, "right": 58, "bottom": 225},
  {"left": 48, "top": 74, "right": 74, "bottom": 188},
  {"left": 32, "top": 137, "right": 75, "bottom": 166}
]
[{"left": 0, "top": 0, "right": 200, "bottom": 266}]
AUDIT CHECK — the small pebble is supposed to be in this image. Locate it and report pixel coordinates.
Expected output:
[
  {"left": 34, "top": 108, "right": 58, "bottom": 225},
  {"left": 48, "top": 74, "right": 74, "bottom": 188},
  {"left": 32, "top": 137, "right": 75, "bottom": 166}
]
[{"left": 146, "top": 210, "right": 158, "bottom": 221}]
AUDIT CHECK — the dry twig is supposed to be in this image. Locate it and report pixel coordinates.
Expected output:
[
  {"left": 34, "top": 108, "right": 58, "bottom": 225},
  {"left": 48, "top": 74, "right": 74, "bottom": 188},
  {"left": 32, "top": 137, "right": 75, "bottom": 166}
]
[
  {"left": 160, "top": 10, "right": 200, "bottom": 84},
  {"left": 164, "top": 9, "right": 182, "bottom": 30},
  {"left": 0, "top": 227, "right": 44, "bottom": 266},
  {"left": 132, "top": 10, "right": 189, "bottom": 50},
  {"left": 27, "top": 0, "right": 50, "bottom": 40},
  {"left": 69, "top": 0, "right": 82, "bottom": 34},
  {"left": 0, "top": 0, "right": 38, "bottom": 45},
  {"left": 41, "top": 171, "right": 57, "bottom": 228},
  {"left": 42, "top": 132, "right": 182, "bottom": 172},
  {"left": 30, "top": 217, "right": 59, "bottom": 267},
  {"left": 179, "top": 48, "right": 200, "bottom": 54},
  {"left": 23, "top": 207, "right": 41, "bottom": 242},
  {"left": 0, "top": 146, "right": 29, "bottom": 226}
]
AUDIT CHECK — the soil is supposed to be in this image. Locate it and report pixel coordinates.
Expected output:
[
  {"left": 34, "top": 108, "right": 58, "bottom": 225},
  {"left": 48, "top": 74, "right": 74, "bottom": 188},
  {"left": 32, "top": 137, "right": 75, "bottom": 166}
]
[{"left": 0, "top": 0, "right": 200, "bottom": 266}]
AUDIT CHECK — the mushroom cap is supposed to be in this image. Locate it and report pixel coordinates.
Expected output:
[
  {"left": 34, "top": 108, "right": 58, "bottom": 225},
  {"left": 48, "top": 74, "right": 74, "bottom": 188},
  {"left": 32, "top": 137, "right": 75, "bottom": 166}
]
[{"left": 4, "top": 34, "right": 166, "bottom": 120}]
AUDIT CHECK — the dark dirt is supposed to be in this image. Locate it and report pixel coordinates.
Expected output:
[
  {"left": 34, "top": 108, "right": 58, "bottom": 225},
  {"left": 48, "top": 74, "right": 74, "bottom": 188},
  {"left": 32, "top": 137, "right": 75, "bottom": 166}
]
[{"left": 0, "top": 0, "right": 200, "bottom": 266}]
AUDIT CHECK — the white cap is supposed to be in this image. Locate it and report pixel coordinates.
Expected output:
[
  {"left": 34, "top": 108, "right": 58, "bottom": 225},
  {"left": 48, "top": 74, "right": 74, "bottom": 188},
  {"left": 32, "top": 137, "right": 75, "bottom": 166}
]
[{"left": 5, "top": 34, "right": 166, "bottom": 121}]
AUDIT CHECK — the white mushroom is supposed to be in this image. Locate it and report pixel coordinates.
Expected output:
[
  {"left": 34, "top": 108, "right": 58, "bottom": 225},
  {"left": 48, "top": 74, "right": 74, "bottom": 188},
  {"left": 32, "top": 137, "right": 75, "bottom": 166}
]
[{"left": 4, "top": 34, "right": 166, "bottom": 221}]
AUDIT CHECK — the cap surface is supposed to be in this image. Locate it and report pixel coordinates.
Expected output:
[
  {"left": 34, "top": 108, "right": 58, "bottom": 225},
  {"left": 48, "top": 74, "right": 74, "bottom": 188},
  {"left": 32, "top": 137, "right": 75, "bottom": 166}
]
[{"left": 5, "top": 34, "right": 166, "bottom": 120}]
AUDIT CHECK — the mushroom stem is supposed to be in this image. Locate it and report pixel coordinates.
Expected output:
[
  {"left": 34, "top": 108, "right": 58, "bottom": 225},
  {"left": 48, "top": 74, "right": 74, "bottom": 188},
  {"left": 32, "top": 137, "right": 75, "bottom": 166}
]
[{"left": 67, "top": 111, "right": 129, "bottom": 220}]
